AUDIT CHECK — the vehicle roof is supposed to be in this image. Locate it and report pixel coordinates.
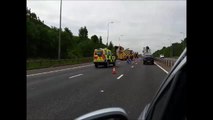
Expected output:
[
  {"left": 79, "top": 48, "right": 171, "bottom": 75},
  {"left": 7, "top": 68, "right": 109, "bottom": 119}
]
[{"left": 94, "top": 48, "right": 110, "bottom": 51}]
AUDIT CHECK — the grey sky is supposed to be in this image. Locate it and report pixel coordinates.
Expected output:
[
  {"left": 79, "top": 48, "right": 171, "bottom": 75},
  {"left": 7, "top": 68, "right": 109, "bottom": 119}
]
[{"left": 27, "top": 0, "right": 186, "bottom": 54}]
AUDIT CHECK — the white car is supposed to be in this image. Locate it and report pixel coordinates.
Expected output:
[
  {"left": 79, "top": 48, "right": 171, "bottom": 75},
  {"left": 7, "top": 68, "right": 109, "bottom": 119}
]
[{"left": 160, "top": 54, "right": 164, "bottom": 58}]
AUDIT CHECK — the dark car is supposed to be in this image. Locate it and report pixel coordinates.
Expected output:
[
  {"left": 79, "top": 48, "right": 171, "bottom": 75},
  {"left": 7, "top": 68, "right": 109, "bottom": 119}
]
[
  {"left": 143, "top": 55, "right": 154, "bottom": 65},
  {"left": 75, "top": 48, "right": 187, "bottom": 120}
]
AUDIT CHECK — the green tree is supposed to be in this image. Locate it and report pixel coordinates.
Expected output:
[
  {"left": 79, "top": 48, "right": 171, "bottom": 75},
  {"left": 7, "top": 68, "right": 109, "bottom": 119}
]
[
  {"left": 78, "top": 26, "right": 88, "bottom": 41},
  {"left": 108, "top": 41, "right": 116, "bottom": 55},
  {"left": 64, "top": 27, "right": 73, "bottom": 37},
  {"left": 78, "top": 40, "right": 94, "bottom": 57},
  {"left": 27, "top": 8, "right": 58, "bottom": 59},
  {"left": 108, "top": 41, "right": 113, "bottom": 50},
  {"left": 99, "top": 36, "right": 103, "bottom": 44},
  {"left": 61, "top": 28, "right": 73, "bottom": 58},
  {"left": 27, "top": 7, "right": 109, "bottom": 59},
  {"left": 91, "top": 35, "right": 99, "bottom": 43},
  {"left": 153, "top": 38, "right": 187, "bottom": 58}
]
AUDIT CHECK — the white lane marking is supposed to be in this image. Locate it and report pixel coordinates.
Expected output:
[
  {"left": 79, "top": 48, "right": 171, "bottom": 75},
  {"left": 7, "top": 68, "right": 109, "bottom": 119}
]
[
  {"left": 27, "top": 64, "right": 93, "bottom": 77},
  {"left": 117, "top": 74, "right": 124, "bottom": 79},
  {"left": 69, "top": 74, "right": 83, "bottom": 79},
  {"left": 154, "top": 62, "right": 168, "bottom": 74},
  {"left": 131, "top": 66, "right": 134, "bottom": 68}
]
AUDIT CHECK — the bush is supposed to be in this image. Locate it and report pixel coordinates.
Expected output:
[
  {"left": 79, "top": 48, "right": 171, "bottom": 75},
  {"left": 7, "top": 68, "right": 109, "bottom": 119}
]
[{"left": 27, "top": 57, "right": 93, "bottom": 70}]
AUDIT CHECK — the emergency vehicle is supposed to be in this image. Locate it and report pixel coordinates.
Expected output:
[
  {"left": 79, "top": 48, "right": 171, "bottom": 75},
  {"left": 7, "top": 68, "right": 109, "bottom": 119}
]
[{"left": 93, "top": 48, "right": 116, "bottom": 68}]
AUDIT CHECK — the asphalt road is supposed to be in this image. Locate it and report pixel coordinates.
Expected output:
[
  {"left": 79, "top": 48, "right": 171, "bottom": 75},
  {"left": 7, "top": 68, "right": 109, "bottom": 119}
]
[{"left": 27, "top": 59, "right": 167, "bottom": 120}]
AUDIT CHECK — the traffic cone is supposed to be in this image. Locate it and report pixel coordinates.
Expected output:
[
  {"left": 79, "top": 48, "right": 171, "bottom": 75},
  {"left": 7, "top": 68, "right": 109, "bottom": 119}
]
[{"left": 112, "top": 67, "right": 116, "bottom": 74}]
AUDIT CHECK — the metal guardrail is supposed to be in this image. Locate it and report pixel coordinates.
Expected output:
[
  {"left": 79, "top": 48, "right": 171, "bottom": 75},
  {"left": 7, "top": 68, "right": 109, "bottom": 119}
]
[{"left": 155, "top": 58, "right": 177, "bottom": 67}]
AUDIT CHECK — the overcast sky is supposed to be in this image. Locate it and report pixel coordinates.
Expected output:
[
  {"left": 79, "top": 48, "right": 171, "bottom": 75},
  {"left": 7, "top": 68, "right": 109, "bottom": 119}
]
[{"left": 27, "top": 0, "right": 186, "bottom": 54}]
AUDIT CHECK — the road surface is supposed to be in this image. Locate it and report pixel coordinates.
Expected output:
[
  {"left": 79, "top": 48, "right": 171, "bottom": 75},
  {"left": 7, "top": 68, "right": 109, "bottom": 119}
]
[{"left": 27, "top": 59, "right": 167, "bottom": 120}]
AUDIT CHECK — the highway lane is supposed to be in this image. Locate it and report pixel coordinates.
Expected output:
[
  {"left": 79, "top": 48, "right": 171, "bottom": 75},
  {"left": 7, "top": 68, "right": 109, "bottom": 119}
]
[{"left": 27, "top": 59, "right": 167, "bottom": 120}]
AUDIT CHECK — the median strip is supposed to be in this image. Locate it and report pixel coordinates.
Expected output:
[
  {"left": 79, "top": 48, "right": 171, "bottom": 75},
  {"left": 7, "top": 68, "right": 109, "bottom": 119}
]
[
  {"left": 69, "top": 74, "right": 83, "bottom": 79},
  {"left": 154, "top": 62, "right": 168, "bottom": 74},
  {"left": 27, "top": 64, "right": 92, "bottom": 77},
  {"left": 117, "top": 74, "right": 124, "bottom": 79}
]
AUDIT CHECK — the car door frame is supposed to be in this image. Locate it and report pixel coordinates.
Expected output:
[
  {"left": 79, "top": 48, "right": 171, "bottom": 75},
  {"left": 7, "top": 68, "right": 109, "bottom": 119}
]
[{"left": 140, "top": 48, "right": 187, "bottom": 120}]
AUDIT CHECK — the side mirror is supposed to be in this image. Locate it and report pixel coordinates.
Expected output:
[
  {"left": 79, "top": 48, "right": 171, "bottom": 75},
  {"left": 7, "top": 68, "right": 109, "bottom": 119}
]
[{"left": 75, "top": 107, "right": 128, "bottom": 120}]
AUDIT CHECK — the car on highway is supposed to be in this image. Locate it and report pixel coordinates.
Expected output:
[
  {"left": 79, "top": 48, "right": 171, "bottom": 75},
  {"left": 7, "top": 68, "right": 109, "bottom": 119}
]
[
  {"left": 160, "top": 54, "right": 165, "bottom": 59},
  {"left": 93, "top": 48, "right": 116, "bottom": 68},
  {"left": 75, "top": 48, "right": 187, "bottom": 120},
  {"left": 143, "top": 55, "right": 154, "bottom": 65}
]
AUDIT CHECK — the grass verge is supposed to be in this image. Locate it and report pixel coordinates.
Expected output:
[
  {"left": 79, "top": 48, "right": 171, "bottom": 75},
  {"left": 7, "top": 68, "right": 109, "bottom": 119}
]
[{"left": 27, "top": 57, "right": 93, "bottom": 70}]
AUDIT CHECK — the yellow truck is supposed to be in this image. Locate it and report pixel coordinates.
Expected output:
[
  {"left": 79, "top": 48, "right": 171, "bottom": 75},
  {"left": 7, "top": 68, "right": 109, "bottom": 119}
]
[
  {"left": 93, "top": 48, "right": 116, "bottom": 68},
  {"left": 116, "top": 46, "right": 127, "bottom": 60},
  {"left": 115, "top": 46, "right": 136, "bottom": 60},
  {"left": 123, "top": 49, "right": 134, "bottom": 60}
]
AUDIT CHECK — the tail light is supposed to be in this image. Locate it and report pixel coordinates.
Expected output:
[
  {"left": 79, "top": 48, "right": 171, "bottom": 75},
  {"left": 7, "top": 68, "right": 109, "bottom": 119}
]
[{"left": 94, "top": 55, "right": 98, "bottom": 59}]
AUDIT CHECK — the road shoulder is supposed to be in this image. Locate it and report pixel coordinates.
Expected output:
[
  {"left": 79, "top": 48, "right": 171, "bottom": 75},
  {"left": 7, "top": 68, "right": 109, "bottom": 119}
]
[{"left": 154, "top": 61, "right": 172, "bottom": 73}]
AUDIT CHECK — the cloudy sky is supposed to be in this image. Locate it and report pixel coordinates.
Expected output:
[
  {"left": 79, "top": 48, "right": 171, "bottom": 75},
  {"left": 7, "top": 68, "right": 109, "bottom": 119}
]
[{"left": 27, "top": 0, "right": 186, "bottom": 54}]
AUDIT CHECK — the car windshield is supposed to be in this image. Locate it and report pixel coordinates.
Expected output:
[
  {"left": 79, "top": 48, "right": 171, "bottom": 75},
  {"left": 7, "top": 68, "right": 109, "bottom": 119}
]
[
  {"left": 95, "top": 50, "right": 103, "bottom": 56},
  {"left": 27, "top": 1, "right": 186, "bottom": 120}
]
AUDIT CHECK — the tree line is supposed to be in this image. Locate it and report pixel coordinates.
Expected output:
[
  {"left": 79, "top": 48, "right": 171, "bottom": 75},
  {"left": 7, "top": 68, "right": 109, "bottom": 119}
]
[
  {"left": 27, "top": 8, "right": 115, "bottom": 59},
  {"left": 153, "top": 38, "right": 186, "bottom": 57}
]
